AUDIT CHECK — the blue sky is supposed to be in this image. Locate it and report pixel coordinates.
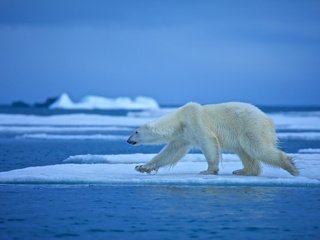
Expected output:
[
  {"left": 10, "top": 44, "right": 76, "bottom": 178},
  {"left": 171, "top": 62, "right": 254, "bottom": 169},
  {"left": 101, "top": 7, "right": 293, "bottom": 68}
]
[{"left": 0, "top": 0, "right": 319, "bottom": 105}]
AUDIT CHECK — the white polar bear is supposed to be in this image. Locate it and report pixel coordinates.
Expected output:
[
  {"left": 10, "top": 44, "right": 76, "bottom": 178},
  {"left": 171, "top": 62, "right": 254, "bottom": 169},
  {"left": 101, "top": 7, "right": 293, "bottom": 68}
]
[{"left": 127, "top": 102, "right": 299, "bottom": 176}]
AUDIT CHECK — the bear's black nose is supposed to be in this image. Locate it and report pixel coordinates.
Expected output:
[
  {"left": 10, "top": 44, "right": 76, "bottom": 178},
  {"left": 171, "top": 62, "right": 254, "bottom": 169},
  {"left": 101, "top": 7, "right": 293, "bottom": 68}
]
[{"left": 127, "top": 137, "right": 137, "bottom": 145}]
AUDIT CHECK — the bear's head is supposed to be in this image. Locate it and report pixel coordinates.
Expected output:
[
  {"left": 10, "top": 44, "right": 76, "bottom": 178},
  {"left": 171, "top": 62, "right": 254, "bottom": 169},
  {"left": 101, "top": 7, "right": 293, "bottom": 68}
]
[
  {"left": 127, "top": 110, "right": 184, "bottom": 146},
  {"left": 127, "top": 123, "right": 172, "bottom": 146}
]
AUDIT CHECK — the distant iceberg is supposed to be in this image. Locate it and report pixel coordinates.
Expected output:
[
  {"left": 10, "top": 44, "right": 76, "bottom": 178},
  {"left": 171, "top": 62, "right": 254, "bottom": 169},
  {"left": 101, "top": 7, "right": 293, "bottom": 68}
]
[{"left": 50, "top": 93, "right": 159, "bottom": 110}]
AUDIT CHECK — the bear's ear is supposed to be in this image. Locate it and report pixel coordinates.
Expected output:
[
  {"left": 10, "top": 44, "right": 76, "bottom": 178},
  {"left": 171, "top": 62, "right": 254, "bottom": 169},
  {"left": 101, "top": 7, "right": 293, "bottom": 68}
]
[
  {"left": 144, "top": 123, "right": 153, "bottom": 131},
  {"left": 144, "top": 123, "right": 161, "bottom": 135}
]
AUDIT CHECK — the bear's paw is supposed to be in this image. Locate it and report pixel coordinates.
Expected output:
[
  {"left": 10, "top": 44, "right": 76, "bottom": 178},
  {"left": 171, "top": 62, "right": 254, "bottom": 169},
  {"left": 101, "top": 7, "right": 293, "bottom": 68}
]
[
  {"left": 199, "top": 169, "right": 219, "bottom": 175},
  {"left": 135, "top": 165, "right": 157, "bottom": 174}
]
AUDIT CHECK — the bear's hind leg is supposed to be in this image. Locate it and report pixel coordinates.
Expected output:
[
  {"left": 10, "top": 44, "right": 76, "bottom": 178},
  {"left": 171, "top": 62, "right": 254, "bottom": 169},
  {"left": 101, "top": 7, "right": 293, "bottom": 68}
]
[
  {"left": 199, "top": 136, "right": 220, "bottom": 175},
  {"left": 256, "top": 147, "right": 299, "bottom": 176},
  {"left": 233, "top": 150, "right": 261, "bottom": 176}
]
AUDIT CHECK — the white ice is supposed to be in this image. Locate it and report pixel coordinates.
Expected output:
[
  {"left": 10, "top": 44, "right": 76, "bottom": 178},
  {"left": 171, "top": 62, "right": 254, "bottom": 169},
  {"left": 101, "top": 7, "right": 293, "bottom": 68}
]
[
  {"left": 17, "top": 133, "right": 128, "bottom": 140},
  {"left": 0, "top": 126, "right": 133, "bottom": 132},
  {"left": 271, "top": 113, "right": 320, "bottom": 130},
  {"left": 0, "top": 114, "right": 151, "bottom": 126},
  {"left": 0, "top": 153, "right": 319, "bottom": 186},
  {"left": 63, "top": 153, "right": 209, "bottom": 164},
  {"left": 277, "top": 132, "right": 320, "bottom": 140},
  {"left": 50, "top": 93, "right": 159, "bottom": 110},
  {"left": 1, "top": 110, "right": 320, "bottom": 131},
  {"left": 298, "top": 148, "right": 320, "bottom": 153}
]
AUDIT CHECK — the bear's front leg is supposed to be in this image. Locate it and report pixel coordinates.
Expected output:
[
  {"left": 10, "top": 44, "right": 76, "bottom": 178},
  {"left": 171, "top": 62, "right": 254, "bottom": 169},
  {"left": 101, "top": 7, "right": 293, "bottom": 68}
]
[{"left": 135, "top": 140, "right": 190, "bottom": 174}]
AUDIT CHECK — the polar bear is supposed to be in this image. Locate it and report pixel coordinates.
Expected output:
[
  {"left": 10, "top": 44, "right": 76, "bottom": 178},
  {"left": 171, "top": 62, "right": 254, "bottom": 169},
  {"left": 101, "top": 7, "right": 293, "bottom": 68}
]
[{"left": 127, "top": 102, "right": 298, "bottom": 176}]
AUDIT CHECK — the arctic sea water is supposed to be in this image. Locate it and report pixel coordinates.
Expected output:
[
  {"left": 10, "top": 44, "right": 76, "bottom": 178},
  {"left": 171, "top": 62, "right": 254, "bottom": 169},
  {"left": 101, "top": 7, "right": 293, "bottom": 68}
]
[{"left": 0, "top": 105, "right": 319, "bottom": 239}]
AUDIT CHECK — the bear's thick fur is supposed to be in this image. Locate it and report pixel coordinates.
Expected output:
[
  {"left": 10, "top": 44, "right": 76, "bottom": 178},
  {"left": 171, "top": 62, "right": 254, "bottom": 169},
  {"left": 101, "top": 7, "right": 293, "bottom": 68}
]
[{"left": 127, "top": 102, "right": 298, "bottom": 176}]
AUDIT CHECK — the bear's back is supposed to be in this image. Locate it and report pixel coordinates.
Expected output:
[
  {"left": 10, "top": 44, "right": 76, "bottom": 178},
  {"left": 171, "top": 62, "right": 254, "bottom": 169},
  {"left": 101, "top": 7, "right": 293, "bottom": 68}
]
[
  {"left": 202, "top": 102, "right": 276, "bottom": 146},
  {"left": 203, "top": 102, "right": 266, "bottom": 119}
]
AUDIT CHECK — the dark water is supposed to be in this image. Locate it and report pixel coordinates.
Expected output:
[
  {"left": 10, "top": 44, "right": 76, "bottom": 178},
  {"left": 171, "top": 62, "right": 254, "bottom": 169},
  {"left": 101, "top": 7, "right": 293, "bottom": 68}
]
[
  {"left": 1, "top": 185, "right": 319, "bottom": 240},
  {"left": 0, "top": 106, "right": 320, "bottom": 239}
]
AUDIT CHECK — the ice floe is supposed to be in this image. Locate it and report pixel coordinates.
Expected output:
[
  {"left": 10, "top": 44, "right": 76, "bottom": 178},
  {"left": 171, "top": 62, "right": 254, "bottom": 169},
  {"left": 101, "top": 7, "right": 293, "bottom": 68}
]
[
  {"left": 0, "top": 126, "right": 133, "bottom": 132},
  {"left": 0, "top": 114, "right": 151, "bottom": 126},
  {"left": 0, "top": 153, "right": 319, "bottom": 186},
  {"left": 277, "top": 132, "right": 320, "bottom": 140},
  {"left": 271, "top": 113, "right": 320, "bottom": 130},
  {"left": 63, "top": 153, "right": 208, "bottom": 164},
  {"left": 0, "top": 111, "right": 319, "bottom": 130},
  {"left": 298, "top": 148, "right": 320, "bottom": 153},
  {"left": 16, "top": 133, "right": 128, "bottom": 140}
]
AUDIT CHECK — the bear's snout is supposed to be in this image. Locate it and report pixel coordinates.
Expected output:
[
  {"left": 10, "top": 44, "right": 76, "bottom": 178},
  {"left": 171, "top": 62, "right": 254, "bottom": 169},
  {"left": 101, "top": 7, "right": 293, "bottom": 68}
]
[{"left": 127, "top": 136, "right": 137, "bottom": 145}]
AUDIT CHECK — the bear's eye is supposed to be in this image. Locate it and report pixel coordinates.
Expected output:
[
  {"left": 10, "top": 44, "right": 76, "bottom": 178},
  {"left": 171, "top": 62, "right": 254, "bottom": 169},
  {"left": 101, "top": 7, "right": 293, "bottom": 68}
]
[{"left": 135, "top": 131, "right": 139, "bottom": 134}]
